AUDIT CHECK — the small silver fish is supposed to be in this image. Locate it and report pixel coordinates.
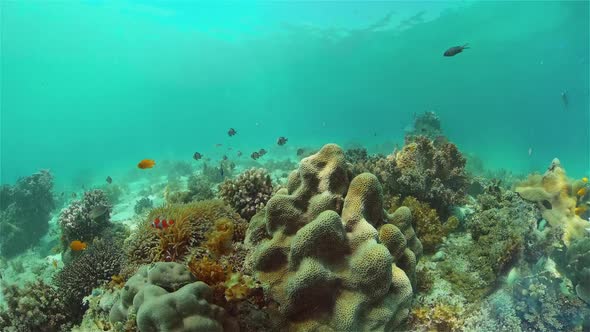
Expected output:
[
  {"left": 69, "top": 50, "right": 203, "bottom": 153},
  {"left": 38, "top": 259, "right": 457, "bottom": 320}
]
[{"left": 89, "top": 205, "right": 108, "bottom": 219}]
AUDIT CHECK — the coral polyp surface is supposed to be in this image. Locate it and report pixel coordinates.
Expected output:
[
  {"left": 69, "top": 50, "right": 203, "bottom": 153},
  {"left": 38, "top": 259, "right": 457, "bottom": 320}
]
[
  {"left": 58, "top": 189, "right": 112, "bottom": 248},
  {"left": 246, "top": 144, "right": 422, "bottom": 331},
  {"left": 109, "top": 262, "right": 237, "bottom": 332},
  {"left": 218, "top": 167, "right": 274, "bottom": 220}
]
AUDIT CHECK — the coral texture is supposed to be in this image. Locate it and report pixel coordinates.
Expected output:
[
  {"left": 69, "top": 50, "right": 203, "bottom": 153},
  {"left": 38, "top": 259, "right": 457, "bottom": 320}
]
[
  {"left": 558, "top": 237, "right": 590, "bottom": 304},
  {"left": 134, "top": 197, "right": 153, "bottom": 214},
  {"left": 58, "top": 189, "right": 112, "bottom": 248},
  {"left": 515, "top": 158, "right": 588, "bottom": 245},
  {"left": 54, "top": 239, "right": 124, "bottom": 321},
  {"left": 218, "top": 168, "right": 274, "bottom": 220},
  {"left": 351, "top": 136, "right": 468, "bottom": 217},
  {"left": 109, "top": 262, "right": 237, "bottom": 331},
  {"left": 0, "top": 279, "right": 71, "bottom": 332},
  {"left": 246, "top": 144, "right": 422, "bottom": 331},
  {"left": 0, "top": 170, "right": 55, "bottom": 257},
  {"left": 125, "top": 200, "right": 246, "bottom": 265},
  {"left": 404, "top": 111, "right": 446, "bottom": 144}
]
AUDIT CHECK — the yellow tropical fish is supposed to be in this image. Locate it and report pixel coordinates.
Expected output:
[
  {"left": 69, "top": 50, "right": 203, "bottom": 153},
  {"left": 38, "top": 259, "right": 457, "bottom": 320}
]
[
  {"left": 582, "top": 177, "right": 588, "bottom": 183},
  {"left": 577, "top": 187, "right": 587, "bottom": 197}
]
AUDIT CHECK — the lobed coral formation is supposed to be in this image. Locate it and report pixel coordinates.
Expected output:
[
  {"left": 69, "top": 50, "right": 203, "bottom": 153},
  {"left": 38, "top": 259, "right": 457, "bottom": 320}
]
[
  {"left": 109, "top": 262, "right": 237, "bottom": 331},
  {"left": 54, "top": 239, "right": 124, "bottom": 322},
  {"left": 58, "top": 189, "right": 112, "bottom": 249},
  {"left": 0, "top": 170, "right": 55, "bottom": 257},
  {"left": 165, "top": 174, "right": 215, "bottom": 204},
  {"left": 0, "top": 279, "right": 71, "bottom": 332},
  {"left": 218, "top": 168, "right": 274, "bottom": 220},
  {"left": 515, "top": 158, "right": 588, "bottom": 246},
  {"left": 246, "top": 144, "right": 422, "bottom": 331}
]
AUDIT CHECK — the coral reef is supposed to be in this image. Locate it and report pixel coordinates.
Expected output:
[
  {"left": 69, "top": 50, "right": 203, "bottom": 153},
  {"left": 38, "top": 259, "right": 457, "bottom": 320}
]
[
  {"left": 344, "top": 147, "right": 370, "bottom": 163},
  {"left": 218, "top": 168, "right": 274, "bottom": 220},
  {"left": 54, "top": 239, "right": 124, "bottom": 321},
  {"left": 390, "top": 196, "right": 458, "bottom": 254},
  {"left": 0, "top": 279, "right": 71, "bottom": 332},
  {"left": 515, "top": 158, "right": 588, "bottom": 246},
  {"left": 0, "top": 170, "right": 55, "bottom": 257},
  {"left": 187, "top": 174, "right": 215, "bottom": 201},
  {"left": 554, "top": 237, "right": 590, "bottom": 304},
  {"left": 124, "top": 200, "right": 246, "bottom": 265},
  {"left": 134, "top": 197, "right": 153, "bottom": 215},
  {"left": 404, "top": 111, "right": 445, "bottom": 144},
  {"left": 109, "top": 262, "right": 237, "bottom": 331},
  {"left": 58, "top": 189, "right": 112, "bottom": 249},
  {"left": 202, "top": 160, "right": 235, "bottom": 183},
  {"left": 246, "top": 144, "right": 422, "bottom": 331},
  {"left": 351, "top": 136, "right": 468, "bottom": 218},
  {"left": 100, "top": 183, "right": 126, "bottom": 205}
]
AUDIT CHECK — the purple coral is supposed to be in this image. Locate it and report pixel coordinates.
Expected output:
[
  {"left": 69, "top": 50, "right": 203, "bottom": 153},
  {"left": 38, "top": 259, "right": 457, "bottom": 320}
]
[
  {"left": 58, "top": 189, "right": 111, "bottom": 247},
  {"left": 218, "top": 168, "right": 273, "bottom": 220},
  {"left": 0, "top": 170, "right": 55, "bottom": 257}
]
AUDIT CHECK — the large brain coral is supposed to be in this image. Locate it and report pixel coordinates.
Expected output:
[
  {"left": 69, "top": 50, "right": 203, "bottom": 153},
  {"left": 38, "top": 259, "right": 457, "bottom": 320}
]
[
  {"left": 246, "top": 144, "right": 422, "bottom": 331},
  {"left": 109, "top": 262, "right": 237, "bottom": 332}
]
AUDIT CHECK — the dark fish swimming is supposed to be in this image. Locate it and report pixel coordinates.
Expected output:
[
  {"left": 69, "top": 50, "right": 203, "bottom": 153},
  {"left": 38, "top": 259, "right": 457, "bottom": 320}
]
[
  {"left": 222, "top": 155, "right": 228, "bottom": 161},
  {"left": 106, "top": 176, "right": 112, "bottom": 184},
  {"left": 193, "top": 152, "right": 203, "bottom": 160},
  {"left": 561, "top": 91, "right": 568, "bottom": 110},
  {"left": 277, "top": 136, "right": 288, "bottom": 146},
  {"left": 251, "top": 151, "right": 260, "bottom": 160},
  {"left": 228, "top": 128, "right": 237, "bottom": 136},
  {"left": 296, "top": 148, "right": 305, "bottom": 156},
  {"left": 541, "top": 200, "right": 552, "bottom": 210},
  {"left": 237, "top": 151, "right": 243, "bottom": 157},
  {"left": 444, "top": 43, "right": 469, "bottom": 57},
  {"left": 259, "top": 148, "right": 267, "bottom": 156}
]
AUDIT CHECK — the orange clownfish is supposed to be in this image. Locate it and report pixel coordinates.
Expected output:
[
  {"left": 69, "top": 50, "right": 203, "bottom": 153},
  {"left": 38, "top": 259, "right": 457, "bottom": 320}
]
[
  {"left": 138, "top": 159, "right": 156, "bottom": 169},
  {"left": 70, "top": 240, "right": 87, "bottom": 251},
  {"left": 577, "top": 187, "right": 587, "bottom": 197},
  {"left": 151, "top": 216, "right": 175, "bottom": 229}
]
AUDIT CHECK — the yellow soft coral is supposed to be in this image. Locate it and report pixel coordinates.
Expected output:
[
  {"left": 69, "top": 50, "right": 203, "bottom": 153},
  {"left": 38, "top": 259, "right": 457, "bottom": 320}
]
[
  {"left": 515, "top": 159, "right": 587, "bottom": 246},
  {"left": 205, "top": 217, "right": 235, "bottom": 257}
]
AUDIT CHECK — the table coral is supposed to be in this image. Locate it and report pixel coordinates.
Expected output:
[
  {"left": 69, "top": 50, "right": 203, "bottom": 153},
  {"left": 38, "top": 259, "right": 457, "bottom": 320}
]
[
  {"left": 0, "top": 170, "right": 55, "bottom": 257},
  {"left": 218, "top": 168, "right": 274, "bottom": 220},
  {"left": 109, "top": 262, "right": 237, "bottom": 332},
  {"left": 246, "top": 144, "right": 422, "bottom": 331}
]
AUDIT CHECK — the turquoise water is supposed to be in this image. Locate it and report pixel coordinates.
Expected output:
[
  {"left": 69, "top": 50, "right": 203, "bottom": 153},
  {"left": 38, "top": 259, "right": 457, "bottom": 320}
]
[
  {"left": 2, "top": 1, "right": 588, "bottom": 188},
  {"left": 1, "top": 2, "right": 590, "bottom": 331}
]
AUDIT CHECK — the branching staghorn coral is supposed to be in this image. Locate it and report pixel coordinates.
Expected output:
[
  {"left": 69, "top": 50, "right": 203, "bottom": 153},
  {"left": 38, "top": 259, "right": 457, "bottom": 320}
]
[{"left": 218, "top": 168, "right": 274, "bottom": 220}]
